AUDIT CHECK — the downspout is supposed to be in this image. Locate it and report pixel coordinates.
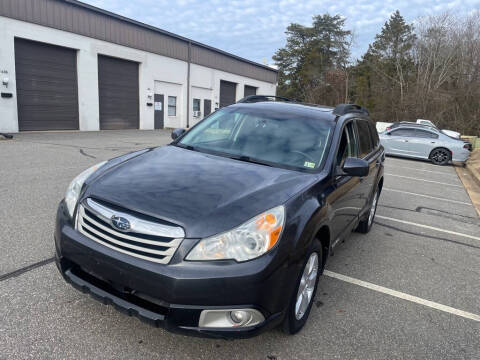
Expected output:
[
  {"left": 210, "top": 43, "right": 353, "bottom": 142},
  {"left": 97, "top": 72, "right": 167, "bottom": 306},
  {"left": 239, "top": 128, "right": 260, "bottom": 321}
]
[{"left": 186, "top": 41, "right": 191, "bottom": 128}]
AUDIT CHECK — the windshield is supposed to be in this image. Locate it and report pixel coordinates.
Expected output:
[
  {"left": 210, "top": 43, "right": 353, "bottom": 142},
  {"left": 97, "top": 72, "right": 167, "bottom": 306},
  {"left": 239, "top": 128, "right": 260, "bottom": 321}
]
[{"left": 177, "top": 107, "right": 333, "bottom": 171}]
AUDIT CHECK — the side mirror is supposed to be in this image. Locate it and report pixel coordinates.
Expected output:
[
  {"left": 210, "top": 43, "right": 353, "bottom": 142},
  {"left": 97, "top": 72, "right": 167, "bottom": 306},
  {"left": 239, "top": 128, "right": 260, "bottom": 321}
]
[
  {"left": 171, "top": 128, "right": 186, "bottom": 140},
  {"left": 339, "top": 157, "right": 369, "bottom": 177}
]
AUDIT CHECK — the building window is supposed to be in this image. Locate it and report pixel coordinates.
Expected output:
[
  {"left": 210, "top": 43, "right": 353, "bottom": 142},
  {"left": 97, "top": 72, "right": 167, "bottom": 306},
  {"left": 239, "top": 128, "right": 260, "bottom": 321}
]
[
  {"left": 168, "top": 96, "right": 177, "bottom": 116},
  {"left": 193, "top": 98, "right": 201, "bottom": 112}
]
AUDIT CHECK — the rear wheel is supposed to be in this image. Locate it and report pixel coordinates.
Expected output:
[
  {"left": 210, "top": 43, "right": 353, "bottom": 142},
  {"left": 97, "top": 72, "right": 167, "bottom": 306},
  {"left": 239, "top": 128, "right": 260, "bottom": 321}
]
[
  {"left": 356, "top": 187, "right": 379, "bottom": 234},
  {"left": 430, "top": 148, "right": 451, "bottom": 166},
  {"left": 282, "top": 243, "right": 322, "bottom": 334}
]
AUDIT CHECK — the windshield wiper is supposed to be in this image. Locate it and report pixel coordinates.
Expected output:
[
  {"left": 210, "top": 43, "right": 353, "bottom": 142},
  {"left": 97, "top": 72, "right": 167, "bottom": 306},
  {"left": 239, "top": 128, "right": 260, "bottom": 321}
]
[
  {"left": 174, "top": 143, "right": 196, "bottom": 151},
  {"left": 228, "top": 155, "right": 274, "bottom": 167}
]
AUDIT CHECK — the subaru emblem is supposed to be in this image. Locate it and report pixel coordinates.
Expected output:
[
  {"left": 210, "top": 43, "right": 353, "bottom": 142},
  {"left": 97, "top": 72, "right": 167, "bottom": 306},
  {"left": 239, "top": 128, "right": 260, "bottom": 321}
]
[{"left": 111, "top": 215, "right": 131, "bottom": 232}]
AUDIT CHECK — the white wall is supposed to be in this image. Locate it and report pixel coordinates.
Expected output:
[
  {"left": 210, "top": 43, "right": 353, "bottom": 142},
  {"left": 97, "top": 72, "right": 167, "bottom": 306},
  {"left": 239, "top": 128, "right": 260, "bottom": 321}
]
[{"left": 0, "top": 16, "right": 276, "bottom": 132}]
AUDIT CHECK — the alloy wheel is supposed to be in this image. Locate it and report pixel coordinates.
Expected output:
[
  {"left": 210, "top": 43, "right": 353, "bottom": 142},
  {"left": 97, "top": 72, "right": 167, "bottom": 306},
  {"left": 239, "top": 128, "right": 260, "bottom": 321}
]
[
  {"left": 295, "top": 252, "right": 319, "bottom": 320},
  {"left": 368, "top": 190, "right": 379, "bottom": 226},
  {"left": 431, "top": 149, "right": 449, "bottom": 165}
]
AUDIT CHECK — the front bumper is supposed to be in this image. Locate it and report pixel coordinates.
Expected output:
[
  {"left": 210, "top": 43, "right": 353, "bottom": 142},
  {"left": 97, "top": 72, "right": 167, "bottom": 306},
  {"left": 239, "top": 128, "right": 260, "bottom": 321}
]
[{"left": 54, "top": 201, "right": 291, "bottom": 339}]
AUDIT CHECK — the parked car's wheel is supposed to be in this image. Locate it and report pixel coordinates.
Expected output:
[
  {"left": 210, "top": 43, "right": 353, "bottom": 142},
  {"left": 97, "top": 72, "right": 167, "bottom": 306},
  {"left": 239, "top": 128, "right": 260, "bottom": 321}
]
[
  {"left": 282, "top": 243, "right": 322, "bottom": 334},
  {"left": 356, "top": 186, "right": 379, "bottom": 234},
  {"left": 429, "top": 148, "right": 451, "bottom": 165}
]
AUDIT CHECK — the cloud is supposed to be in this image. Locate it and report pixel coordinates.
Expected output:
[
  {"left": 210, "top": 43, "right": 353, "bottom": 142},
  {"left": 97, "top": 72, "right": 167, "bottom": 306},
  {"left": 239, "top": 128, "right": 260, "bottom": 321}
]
[{"left": 81, "top": 0, "right": 480, "bottom": 63}]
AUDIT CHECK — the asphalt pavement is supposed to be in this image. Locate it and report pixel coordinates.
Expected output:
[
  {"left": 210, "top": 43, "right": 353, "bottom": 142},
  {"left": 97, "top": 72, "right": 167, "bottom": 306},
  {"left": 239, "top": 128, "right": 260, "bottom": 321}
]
[{"left": 1, "top": 131, "right": 479, "bottom": 360}]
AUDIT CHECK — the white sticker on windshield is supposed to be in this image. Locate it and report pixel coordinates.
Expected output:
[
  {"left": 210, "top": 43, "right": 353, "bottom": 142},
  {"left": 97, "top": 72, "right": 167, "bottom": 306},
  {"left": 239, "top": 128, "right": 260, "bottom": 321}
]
[{"left": 304, "top": 161, "right": 315, "bottom": 168}]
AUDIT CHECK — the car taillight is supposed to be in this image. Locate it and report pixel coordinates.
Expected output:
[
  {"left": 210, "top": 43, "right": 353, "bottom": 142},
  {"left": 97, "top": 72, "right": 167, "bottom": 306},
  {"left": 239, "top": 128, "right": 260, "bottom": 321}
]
[{"left": 464, "top": 144, "right": 471, "bottom": 150}]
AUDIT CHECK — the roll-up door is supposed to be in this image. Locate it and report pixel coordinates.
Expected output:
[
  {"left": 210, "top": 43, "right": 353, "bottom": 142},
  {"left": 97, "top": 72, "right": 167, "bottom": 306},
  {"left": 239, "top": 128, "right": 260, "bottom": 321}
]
[
  {"left": 14, "top": 38, "right": 79, "bottom": 131},
  {"left": 219, "top": 80, "right": 236, "bottom": 108},
  {"left": 98, "top": 55, "right": 139, "bottom": 129}
]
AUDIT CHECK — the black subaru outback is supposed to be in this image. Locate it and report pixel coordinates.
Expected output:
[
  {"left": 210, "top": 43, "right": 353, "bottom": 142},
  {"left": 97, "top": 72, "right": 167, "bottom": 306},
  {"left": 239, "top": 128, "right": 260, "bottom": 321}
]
[{"left": 54, "top": 97, "right": 384, "bottom": 338}]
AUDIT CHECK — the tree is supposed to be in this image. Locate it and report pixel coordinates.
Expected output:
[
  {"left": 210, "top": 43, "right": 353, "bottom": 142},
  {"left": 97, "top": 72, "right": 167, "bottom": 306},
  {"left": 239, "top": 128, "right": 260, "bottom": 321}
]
[
  {"left": 273, "top": 14, "right": 352, "bottom": 104},
  {"left": 359, "top": 10, "right": 416, "bottom": 121}
]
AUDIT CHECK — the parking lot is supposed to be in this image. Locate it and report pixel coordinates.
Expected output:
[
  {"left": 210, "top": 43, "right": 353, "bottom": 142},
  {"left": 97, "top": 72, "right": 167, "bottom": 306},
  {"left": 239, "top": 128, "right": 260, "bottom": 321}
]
[{"left": 1, "top": 131, "right": 479, "bottom": 360}]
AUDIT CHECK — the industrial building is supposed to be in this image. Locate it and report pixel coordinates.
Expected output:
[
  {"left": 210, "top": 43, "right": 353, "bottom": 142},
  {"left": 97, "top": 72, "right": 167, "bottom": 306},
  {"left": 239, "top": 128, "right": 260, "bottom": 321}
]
[{"left": 0, "top": 0, "right": 277, "bottom": 132}]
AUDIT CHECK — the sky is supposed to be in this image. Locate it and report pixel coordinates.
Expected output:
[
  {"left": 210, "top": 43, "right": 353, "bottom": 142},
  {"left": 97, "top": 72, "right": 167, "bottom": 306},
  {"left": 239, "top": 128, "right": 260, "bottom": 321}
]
[{"left": 82, "top": 0, "right": 480, "bottom": 66}]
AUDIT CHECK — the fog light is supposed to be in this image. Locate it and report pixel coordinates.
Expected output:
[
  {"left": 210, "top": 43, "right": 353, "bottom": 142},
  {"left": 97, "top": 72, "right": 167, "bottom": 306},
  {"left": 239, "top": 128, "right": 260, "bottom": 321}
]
[
  {"left": 229, "top": 310, "right": 251, "bottom": 325},
  {"left": 198, "top": 308, "right": 265, "bottom": 328}
]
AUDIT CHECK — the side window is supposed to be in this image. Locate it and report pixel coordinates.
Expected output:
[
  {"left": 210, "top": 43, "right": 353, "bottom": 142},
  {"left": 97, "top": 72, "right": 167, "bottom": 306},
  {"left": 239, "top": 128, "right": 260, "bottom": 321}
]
[
  {"left": 368, "top": 122, "right": 379, "bottom": 147},
  {"left": 168, "top": 96, "right": 177, "bottom": 116},
  {"left": 336, "top": 122, "right": 358, "bottom": 167},
  {"left": 415, "top": 129, "right": 438, "bottom": 139},
  {"left": 390, "top": 128, "right": 416, "bottom": 137},
  {"left": 356, "top": 120, "right": 373, "bottom": 158}
]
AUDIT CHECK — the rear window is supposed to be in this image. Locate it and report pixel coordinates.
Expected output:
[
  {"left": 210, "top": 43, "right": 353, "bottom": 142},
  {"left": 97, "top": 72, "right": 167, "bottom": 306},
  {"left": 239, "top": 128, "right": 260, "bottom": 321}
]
[{"left": 356, "top": 120, "right": 373, "bottom": 158}]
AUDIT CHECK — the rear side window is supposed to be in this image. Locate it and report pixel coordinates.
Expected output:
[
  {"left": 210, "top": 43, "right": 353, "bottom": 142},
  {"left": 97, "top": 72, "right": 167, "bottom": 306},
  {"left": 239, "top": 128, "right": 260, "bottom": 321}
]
[
  {"left": 356, "top": 120, "right": 373, "bottom": 158},
  {"left": 415, "top": 129, "right": 438, "bottom": 139}
]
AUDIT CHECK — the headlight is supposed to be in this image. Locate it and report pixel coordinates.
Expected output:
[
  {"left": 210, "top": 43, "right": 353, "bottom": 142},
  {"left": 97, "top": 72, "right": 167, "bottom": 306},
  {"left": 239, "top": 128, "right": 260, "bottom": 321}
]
[
  {"left": 65, "top": 161, "right": 107, "bottom": 218},
  {"left": 186, "top": 206, "right": 285, "bottom": 262}
]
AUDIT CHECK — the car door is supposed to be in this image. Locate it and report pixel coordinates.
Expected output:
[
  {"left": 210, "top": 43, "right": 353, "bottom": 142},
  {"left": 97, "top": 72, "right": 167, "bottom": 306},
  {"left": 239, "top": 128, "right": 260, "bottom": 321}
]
[
  {"left": 354, "top": 119, "right": 379, "bottom": 213},
  {"left": 410, "top": 129, "right": 440, "bottom": 159},
  {"left": 383, "top": 128, "right": 418, "bottom": 156},
  {"left": 330, "top": 121, "right": 365, "bottom": 242}
]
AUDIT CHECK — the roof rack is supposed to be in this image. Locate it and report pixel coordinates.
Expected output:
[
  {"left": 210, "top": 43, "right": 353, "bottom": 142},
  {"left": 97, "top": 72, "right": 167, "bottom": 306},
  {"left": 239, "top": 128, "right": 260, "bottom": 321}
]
[
  {"left": 333, "top": 104, "right": 369, "bottom": 116},
  {"left": 237, "top": 95, "right": 294, "bottom": 103}
]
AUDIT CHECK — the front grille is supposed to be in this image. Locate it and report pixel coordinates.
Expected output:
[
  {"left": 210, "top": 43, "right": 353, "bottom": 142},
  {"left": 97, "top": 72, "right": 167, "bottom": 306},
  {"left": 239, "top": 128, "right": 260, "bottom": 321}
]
[{"left": 76, "top": 198, "right": 184, "bottom": 264}]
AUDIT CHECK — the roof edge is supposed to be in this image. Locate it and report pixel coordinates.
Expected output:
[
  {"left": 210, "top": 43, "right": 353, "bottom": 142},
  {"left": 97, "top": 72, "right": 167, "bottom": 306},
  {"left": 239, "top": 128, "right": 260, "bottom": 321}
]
[{"left": 64, "top": 0, "right": 278, "bottom": 74}]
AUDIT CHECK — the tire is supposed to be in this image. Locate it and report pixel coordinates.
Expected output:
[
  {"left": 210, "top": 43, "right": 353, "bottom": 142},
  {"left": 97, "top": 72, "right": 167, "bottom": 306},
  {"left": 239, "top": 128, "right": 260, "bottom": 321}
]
[
  {"left": 356, "top": 186, "right": 379, "bottom": 234},
  {"left": 282, "top": 242, "right": 322, "bottom": 335},
  {"left": 430, "top": 148, "right": 451, "bottom": 166}
]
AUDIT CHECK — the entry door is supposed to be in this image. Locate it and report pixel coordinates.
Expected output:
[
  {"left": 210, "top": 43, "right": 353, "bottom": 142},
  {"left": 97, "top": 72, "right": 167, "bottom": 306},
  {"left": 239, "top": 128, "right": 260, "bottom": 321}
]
[
  {"left": 204, "top": 99, "right": 212, "bottom": 117},
  {"left": 154, "top": 94, "right": 164, "bottom": 129}
]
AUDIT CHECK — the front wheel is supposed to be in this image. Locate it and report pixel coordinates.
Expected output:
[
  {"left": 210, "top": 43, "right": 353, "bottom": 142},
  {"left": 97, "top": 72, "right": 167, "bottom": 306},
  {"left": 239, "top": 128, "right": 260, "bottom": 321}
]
[{"left": 283, "top": 244, "right": 322, "bottom": 334}]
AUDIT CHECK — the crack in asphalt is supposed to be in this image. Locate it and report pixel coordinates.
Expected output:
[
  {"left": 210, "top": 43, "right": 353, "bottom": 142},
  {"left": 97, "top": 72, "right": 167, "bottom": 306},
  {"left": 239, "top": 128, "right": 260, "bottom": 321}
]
[
  {"left": 378, "top": 204, "right": 479, "bottom": 225},
  {"left": 374, "top": 221, "right": 480, "bottom": 251},
  {"left": 0, "top": 257, "right": 55, "bottom": 282},
  {"left": 79, "top": 149, "right": 96, "bottom": 159}
]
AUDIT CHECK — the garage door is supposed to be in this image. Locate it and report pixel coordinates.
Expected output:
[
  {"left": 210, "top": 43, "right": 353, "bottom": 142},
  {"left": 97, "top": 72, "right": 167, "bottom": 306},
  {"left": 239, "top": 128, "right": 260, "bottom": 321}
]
[
  {"left": 244, "top": 85, "right": 257, "bottom": 97},
  {"left": 219, "top": 80, "right": 236, "bottom": 108},
  {"left": 14, "top": 38, "right": 79, "bottom": 131},
  {"left": 98, "top": 55, "right": 139, "bottom": 130}
]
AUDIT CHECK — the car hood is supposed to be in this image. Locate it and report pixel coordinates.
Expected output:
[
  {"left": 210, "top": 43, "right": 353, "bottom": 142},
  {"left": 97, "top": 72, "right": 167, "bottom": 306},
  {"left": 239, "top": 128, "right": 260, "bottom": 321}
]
[{"left": 83, "top": 146, "right": 318, "bottom": 238}]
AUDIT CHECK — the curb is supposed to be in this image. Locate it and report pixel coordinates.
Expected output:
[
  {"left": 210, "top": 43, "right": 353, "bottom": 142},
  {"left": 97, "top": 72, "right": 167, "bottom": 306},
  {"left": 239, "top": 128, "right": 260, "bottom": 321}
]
[{"left": 464, "top": 150, "right": 480, "bottom": 188}]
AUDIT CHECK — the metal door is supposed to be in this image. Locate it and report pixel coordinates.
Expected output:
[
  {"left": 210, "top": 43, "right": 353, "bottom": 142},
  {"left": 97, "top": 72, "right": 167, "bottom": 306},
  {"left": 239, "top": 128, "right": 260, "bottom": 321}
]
[
  {"left": 14, "top": 38, "right": 79, "bottom": 131},
  {"left": 204, "top": 99, "right": 212, "bottom": 117},
  {"left": 98, "top": 55, "right": 139, "bottom": 130},
  {"left": 219, "top": 80, "right": 236, "bottom": 108},
  {"left": 154, "top": 94, "right": 164, "bottom": 129}
]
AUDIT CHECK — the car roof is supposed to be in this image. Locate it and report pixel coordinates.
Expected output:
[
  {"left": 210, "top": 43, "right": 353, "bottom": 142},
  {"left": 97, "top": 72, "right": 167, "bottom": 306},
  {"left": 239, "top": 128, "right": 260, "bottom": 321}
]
[{"left": 229, "top": 101, "right": 338, "bottom": 122}]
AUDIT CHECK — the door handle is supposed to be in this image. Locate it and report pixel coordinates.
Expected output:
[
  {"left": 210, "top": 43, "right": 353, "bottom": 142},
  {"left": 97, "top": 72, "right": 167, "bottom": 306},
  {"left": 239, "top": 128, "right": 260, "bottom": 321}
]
[
  {"left": 404, "top": 140, "right": 409, "bottom": 142},
  {"left": 431, "top": 141, "right": 436, "bottom": 144}
]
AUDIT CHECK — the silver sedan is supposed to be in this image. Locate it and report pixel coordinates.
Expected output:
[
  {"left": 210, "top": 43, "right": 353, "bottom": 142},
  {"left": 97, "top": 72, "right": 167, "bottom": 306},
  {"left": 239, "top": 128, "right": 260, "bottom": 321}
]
[{"left": 379, "top": 126, "right": 470, "bottom": 165}]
